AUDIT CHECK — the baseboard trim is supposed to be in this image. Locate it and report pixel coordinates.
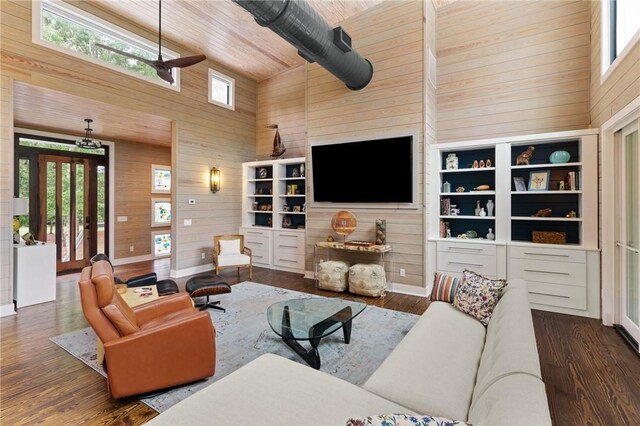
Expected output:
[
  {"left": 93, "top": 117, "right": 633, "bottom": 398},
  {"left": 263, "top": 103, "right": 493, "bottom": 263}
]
[
  {"left": 389, "top": 282, "right": 429, "bottom": 298},
  {"left": 0, "top": 304, "right": 17, "bottom": 317},
  {"left": 112, "top": 254, "right": 156, "bottom": 266},
  {"left": 170, "top": 264, "right": 214, "bottom": 279}
]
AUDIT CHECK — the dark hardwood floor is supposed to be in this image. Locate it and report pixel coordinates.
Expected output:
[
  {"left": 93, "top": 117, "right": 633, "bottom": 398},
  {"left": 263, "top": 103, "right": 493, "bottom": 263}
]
[{"left": 1, "top": 259, "right": 638, "bottom": 425}]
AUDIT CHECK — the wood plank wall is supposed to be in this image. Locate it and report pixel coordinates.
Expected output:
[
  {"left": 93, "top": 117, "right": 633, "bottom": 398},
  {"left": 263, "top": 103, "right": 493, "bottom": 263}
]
[
  {"left": 256, "top": 65, "right": 306, "bottom": 160},
  {"left": 0, "top": 74, "right": 14, "bottom": 307},
  {"left": 0, "top": 1, "right": 257, "bottom": 289},
  {"left": 114, "top": 142, "right": 171, "bottom": 259},
  {"left": 436, "top": 0, "right": 591, "bottom": 142},
  {"left": 306, "top": 0, "right": 426, "bottom": 288},
  {"left": 589, "top": 1, "right": 640, "bottom": 127}
]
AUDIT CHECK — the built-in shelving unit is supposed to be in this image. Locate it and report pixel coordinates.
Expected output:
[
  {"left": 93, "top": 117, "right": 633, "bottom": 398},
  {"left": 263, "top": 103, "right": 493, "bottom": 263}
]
[
  {"left": 429, "top": 129, "right": 600, "bottom": 319},
  {"left": 241, "top": 157, "right": 307, "bottom": 274}
]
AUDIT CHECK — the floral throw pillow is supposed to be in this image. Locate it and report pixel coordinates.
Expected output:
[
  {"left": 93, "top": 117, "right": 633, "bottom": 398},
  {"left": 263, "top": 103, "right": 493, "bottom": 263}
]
[
  {"left": 453, "top": 269, "right": 508, "bottom": 326},
  {"left": 346, "top": 414, "right": 468, "bottom": 426},
  {"left": 431, "top": 272, "right": 461, "bottom": 302}
]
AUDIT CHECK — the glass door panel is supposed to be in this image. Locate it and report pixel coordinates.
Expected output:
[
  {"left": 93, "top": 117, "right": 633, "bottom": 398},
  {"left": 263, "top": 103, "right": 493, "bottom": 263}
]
[
  {"left": 619, "top": 121, "right": 640, "bottom": 343},
  {"left": 97, "top": 165, "right": 106, "bottom": 254}
]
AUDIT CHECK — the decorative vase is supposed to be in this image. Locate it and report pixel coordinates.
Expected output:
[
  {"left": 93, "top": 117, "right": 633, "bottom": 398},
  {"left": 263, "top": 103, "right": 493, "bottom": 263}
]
[
  {"left": 479, "top": 208, "right": 486, "bottom": 217},
  {"left": 549, "top": 150, "right": 570, "bottom": 163},
  {"left": 475, "top": 200, "right": 481, "bottom": 216},
  {"left": 300, "top": 163, "right": 305, "bottom": 177},
  {"left": 446, "top": 153, "right": 458, "bottom": 170},
  {"left": 486, "top": 199, "right": 494, "bottom": 216},
  {"left": 443, "top": 181, "right": 451, "bottom": 193},
  {"left": 486, "top": 228, "right": 495, "bottom": 240}
]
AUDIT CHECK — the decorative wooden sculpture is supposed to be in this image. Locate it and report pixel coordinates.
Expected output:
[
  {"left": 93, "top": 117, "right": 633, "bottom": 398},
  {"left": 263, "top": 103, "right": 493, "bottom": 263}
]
[
  {"left": 516, "top": 146, "right": 535, "bottom": 165},
  {"left": 267, "top": 124, "right": 286, "bottom": 158},
  {"left": 532, "top": 208, "right": 553, "bottom": 217}
]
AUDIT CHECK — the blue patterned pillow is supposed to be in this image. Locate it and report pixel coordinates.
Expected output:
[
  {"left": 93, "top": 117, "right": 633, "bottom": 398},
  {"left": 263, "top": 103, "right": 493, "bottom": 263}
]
[
  {"left": 453, "top": 269, "right": 508, "bottom": 326},
  {"left": 346, "top": 414, "right": 468, "bottom": 426}
]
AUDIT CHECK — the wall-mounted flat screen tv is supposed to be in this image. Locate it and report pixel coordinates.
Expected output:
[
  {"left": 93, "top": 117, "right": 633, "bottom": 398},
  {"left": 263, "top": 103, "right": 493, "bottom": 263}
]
[{"left": 311, "top": 135, "right": 416, "bottom": 206}]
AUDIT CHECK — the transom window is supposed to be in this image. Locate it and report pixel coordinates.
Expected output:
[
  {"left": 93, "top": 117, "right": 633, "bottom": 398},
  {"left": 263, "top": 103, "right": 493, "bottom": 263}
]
[
  {"left": 602, "top": 0, "right": 640, "bottom": 77},
  {"left": 208, "top": 69, "right": 235, "bottom": 111},
  {"left": 33, "top": 0, "right": 180, "bottom": 90}
]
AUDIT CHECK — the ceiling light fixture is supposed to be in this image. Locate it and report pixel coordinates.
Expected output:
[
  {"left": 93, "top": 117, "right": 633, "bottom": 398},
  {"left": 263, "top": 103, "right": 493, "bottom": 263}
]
[{"left": 76, "top": 118, "right": 102, "bottom": 149}]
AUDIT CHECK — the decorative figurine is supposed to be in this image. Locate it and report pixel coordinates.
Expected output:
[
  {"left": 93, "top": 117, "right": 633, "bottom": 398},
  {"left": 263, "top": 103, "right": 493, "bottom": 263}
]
[
  {"left": 267, "top": 124, "right": 286, "bottom": 158},
  {"left": 327, "top": 235, "right": 335, "bottom": 242},
  {"left": 516, "top": 146, "right": 535, "bottom": 165},
  {"left": 479, "top": 160, "right": 485, "bottom": 168},
  {"left": 486, "top": 159, "right": 492, "bottom": 168},
  {"left": 558, "top": 181, "right": 565, "bottom": 190},
  {"left": 472, "top": 160, "right": 479, "bottom": 168},
  {"left": 532, "top": 208, "right": 553, "bottom": 217},
  {"left": 292, "top": 167, "right": 300, "bottom": 177},
  {"left": 473, "top": 184, "right": 491, "bottom": 191},
  {"left": 456, "top": 186, "right": 465, "bottom": 192},
  {"left": 446, "top": 228, "right": 452, "bottom": 238},
  {"left": 300, "top": 163, "right": 305, "bottom": 177},
  {"left": 566, "top": 210, "right": 577, "bottom": 218}
]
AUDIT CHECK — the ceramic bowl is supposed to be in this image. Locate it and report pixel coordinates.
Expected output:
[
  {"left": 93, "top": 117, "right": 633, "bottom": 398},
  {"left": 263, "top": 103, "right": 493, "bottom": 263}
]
[{"left": 549, "top": 150, "right": 570, "bottom": 163}]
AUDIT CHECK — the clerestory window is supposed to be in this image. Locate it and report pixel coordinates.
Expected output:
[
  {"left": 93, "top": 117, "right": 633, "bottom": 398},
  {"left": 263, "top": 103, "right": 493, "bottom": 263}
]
[{"left": 33, "top": 0, "right": 180, "bottom": 90}]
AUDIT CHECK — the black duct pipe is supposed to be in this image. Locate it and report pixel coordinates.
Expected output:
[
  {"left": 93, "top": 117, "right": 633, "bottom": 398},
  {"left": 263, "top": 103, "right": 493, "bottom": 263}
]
[{"left": 232, "top": 0, "right": 373, "bottom": 90}]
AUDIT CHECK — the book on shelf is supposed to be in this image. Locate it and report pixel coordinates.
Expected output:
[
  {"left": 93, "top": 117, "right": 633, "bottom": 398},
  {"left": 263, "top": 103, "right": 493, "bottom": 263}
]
[{"left": 565, "top": 171, "right": 577, "bottom": 191}]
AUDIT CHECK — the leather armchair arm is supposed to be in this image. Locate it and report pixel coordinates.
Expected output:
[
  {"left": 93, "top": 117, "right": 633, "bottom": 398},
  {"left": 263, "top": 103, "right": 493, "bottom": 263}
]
[
  {"left": 126, "top": 273, "right": 157, "bottom": 287},
  {"left": 133, "top": 292, "right": 194, "bottom": 324},
  {"left": 104, "top": 312, "right": 215, "bottom": 398}
]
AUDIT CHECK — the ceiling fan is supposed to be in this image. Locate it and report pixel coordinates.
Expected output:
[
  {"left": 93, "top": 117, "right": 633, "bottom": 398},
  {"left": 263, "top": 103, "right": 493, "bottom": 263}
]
[{"left": 95, "top": 0, "right": 205, "bottom": 84}]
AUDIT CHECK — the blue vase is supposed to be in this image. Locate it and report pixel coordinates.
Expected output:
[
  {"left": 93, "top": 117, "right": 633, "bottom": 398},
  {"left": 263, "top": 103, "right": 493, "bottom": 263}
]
[{"left": 549, "top": 150, "right": 570, "bottom": 163}]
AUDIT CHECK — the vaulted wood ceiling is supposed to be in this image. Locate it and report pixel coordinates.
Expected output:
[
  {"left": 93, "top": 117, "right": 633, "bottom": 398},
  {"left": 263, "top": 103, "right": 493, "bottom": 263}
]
[{"left": 93, "top": 0, "right": 386, "bottom": 82}]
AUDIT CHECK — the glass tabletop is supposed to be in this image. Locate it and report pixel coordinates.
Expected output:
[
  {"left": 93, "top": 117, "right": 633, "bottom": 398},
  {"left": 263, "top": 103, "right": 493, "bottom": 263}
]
[{"left": 266, "top": 297, "right": 366, "bottom": 341}]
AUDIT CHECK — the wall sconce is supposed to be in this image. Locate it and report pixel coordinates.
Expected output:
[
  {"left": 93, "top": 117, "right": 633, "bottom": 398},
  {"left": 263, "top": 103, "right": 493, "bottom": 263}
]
[{"left": 210, "top": 167, "right": 221, "bottom": 193}]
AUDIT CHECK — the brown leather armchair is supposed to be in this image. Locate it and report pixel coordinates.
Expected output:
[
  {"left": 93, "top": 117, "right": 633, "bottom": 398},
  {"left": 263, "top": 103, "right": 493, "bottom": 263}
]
[{"left": 78, "top": 260, "right": 216, "bottom": 398}]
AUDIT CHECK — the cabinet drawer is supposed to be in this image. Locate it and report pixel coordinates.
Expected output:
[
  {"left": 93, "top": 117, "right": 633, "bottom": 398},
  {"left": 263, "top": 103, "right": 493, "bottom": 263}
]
[
  {"left": 510, "top": 259, "right": 586, "bottom": 287},
  {"left": 528, "top": 281, "right": 587, "bottom": 310},
  {"left": 274, "top": 231, "right": 305, "bottom": 254},
  {"left": 437, "top": 252, "right": 497, "bottom": 277},
  {"left": 241, "top": 227, "right": 271, "bottom": 238},
  {"left": 509, "top": 246, "right": 586, "bottom": 263},
  {"left": 273, "top": 252, "right": 305, "bottom": 270},
  {"left": 437, "top": 241, "right": 497, "bottom": 256},
  {"left": 245, "top": 237, "right": 269, "bottom": 256}
]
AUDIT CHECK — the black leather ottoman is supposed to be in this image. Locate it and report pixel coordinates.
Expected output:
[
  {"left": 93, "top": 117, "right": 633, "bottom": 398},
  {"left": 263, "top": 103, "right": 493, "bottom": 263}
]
[{"left": 186, "top": 275, "right": 231, "bottom": 312}]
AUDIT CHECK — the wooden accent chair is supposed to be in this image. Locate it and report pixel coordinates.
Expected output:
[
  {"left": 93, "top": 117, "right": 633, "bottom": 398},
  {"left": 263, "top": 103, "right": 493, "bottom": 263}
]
[
  {"left": 213, "top": 234, "right": 253, "bottom": 280},
  {"left": 78, "top": 260, "right": 216, "bottom": 398}
]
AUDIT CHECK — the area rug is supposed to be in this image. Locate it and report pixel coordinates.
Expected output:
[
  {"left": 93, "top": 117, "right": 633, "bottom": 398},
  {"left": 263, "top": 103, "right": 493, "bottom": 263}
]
[{"left": 50, "top": 282, "right": 419, "bottom": 413}]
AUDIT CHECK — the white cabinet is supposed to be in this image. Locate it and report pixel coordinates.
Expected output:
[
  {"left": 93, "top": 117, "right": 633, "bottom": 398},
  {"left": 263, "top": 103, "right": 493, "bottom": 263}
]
[
  {"left": 13, "top": 243, "right": 56, "bottom": 308},
  {"left": 429, "top": 129, "right": 600, "bottom": 318},
  {"left": 241, "top": 157, "right": 307, "bottom": 274}
]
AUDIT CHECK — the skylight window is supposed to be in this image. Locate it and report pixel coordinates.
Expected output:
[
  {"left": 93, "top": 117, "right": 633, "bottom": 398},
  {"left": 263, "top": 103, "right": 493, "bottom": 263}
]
[
  {"left": 33, "top": 0, "right": 180, "bottom": 90},
  {"left": 208, "top": 69, "right": 235, "bottom": 111}
]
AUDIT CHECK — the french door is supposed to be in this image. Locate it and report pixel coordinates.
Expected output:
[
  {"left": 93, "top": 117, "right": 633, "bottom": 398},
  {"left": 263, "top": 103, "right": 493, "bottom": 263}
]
[
  {"left": 38, "top": 155, "right": 91, "bottom": 273},
  {"left": 617, "top": 120, "right": 640, "bottom": 348}
]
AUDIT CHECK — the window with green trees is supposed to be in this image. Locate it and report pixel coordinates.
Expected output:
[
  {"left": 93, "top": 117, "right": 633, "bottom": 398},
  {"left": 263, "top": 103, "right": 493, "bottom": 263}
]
[{"left": 35, "top": 0, "right": 179, "bottom": 88}]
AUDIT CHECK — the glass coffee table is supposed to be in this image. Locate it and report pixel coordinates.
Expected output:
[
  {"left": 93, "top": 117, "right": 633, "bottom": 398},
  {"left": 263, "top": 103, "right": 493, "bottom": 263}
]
[{"left": 266, "top": 297, "right": 367, "bottom": 370}]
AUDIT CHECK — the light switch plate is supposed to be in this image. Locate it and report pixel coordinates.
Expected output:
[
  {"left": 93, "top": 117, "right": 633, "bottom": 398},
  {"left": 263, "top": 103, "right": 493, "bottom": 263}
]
[
  {"left": 117, "top": 216, "right": 127, "bottom": 222},
  {"left": 184, "top": 219, "right": 192, "bottom": 226}
]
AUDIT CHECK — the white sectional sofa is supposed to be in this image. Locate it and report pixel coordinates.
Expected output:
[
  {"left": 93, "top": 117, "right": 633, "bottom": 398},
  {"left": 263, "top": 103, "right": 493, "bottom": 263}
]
[{"left": 148, "top": 279, "right": 551, "bottom": 425}]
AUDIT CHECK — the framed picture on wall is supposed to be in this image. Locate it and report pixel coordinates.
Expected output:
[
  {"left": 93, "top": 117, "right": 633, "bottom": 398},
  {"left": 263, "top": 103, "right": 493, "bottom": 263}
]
[
  {"left": 152, "top": 165, "right": 171, "bottom": 193},
  {"left": 152, "top": 231, "right": 171, "bottom": 257},
  {"left": 152, "top": 198, "right": 172, "bottom": 227},
  {"left": 513, "top": 177, "right": 527, "bottom": 192}
]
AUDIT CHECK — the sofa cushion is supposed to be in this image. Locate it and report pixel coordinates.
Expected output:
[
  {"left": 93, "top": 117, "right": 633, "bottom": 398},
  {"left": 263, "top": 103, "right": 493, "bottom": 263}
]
[
  {"left": 431, "top": 272, "right": 461, "bottom": 302},
  {"left": 346, "top": 414, "right": 469, "bottom": 426},
  {"left": 349, "top": 264, "right": 387, "bottom": 297},
  {"left": 147, "top": 354, "right": 413, "bottom": 426},
  {"left": 453, "top": 270, "right": 507, "bottom": 326},
  {"left": 467, "top": 374, "right": 551, "bottom": 426},
  {"left": 363, "top": 302, "right": 486, "bottom": 421},
  {"left": 219, "top": 238, "right": 241, "bottom": 254},
  {"left": 318, "top": 260, "right": 350, "bottom": 292},
  {"left": 471, "top": 278, "right": 542, "bottom": 404}
]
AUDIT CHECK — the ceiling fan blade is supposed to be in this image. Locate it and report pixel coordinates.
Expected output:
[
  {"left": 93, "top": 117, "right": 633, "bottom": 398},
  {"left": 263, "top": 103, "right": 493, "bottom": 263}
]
[
  {"left": 95, "top": 43, "right": 156, "bottom": 67},
  {"left": 162, "top": 55, "right": 207, "bottom": 69},
  {"left": 156, "top": 67, "right": 174, "bottom": 84}
]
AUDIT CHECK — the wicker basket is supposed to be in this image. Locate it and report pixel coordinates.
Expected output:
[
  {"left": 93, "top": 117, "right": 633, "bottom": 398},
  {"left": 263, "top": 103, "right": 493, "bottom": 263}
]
[{"left": 532, "top": 231, "right": 566, "bottom": 245}]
